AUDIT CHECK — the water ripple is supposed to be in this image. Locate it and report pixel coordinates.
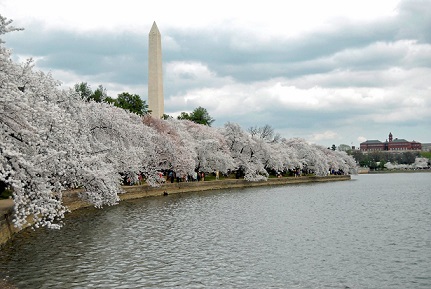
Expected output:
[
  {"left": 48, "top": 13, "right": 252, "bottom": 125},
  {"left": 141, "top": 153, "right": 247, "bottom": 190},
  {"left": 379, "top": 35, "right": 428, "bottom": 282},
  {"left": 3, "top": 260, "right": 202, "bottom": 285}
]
[{"left": 0, "top": 173, "right": 430, "bottom": 288}]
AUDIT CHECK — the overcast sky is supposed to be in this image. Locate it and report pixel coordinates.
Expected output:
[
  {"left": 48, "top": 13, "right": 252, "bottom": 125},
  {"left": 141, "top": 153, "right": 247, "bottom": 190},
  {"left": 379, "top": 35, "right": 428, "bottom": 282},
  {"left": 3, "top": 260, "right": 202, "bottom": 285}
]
[{"left": 1, "top": 0, "right": 430, "bottom": 147}]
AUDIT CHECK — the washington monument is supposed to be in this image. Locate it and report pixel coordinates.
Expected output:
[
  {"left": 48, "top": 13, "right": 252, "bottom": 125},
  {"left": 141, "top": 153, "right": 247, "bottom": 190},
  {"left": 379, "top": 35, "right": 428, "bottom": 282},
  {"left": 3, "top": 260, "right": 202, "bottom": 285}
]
[{"left": 148, "top": 21, "right": 164, "bottom": 118}]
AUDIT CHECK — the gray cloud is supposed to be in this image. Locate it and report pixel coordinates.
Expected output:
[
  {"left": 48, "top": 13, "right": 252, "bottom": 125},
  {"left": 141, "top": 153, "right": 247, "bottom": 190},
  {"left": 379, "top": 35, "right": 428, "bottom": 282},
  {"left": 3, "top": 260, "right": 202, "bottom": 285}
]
[
  {"left": 2, "top": 0, "right": 430, "bottom": 147},
  {"left": 4, "top": 1, "right": 428, "bottom": 87},
  {"left": 396, "top": 0, "right": 431, "bottom": 43},
  {"left": 5, "top": 26, "right": 147, "bottom": 85}
]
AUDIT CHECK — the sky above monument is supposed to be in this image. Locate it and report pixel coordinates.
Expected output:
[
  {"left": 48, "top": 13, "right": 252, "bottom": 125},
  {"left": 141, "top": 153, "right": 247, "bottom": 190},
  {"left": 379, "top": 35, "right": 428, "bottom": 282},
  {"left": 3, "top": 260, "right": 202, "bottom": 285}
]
[{"left": 1, "top": 0, "right": 430, "bottom": 147}]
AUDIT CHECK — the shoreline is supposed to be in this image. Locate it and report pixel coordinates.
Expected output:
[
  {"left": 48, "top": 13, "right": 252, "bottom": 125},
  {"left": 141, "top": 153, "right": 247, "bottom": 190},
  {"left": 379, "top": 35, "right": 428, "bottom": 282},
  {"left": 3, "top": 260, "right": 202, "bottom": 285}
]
[
  {"left": 358, "top": 168, "right": 431, "bottom": 174},
  {"left": 368, "top": 169, "right": 431, "bottom": 174},
  {"left": 1, "top": 175, "right": 350, "bottom": 246}
]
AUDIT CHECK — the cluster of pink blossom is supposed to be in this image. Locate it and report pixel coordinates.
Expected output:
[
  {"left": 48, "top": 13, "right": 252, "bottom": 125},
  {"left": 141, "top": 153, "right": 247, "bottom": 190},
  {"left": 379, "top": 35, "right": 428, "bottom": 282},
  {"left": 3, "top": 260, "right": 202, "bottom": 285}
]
[{"left": 0, "top": 16, "right": 357, "bottom": 229}]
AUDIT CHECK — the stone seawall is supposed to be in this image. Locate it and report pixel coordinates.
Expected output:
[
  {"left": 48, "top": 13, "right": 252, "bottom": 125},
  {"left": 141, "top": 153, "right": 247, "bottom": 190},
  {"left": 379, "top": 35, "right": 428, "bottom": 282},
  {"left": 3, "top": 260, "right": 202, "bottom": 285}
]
[
  {"left": 0, "top": 201, "right": 15, "bottom": 247},
  {"left": 1, "top": 175, "right": 350, "bottom": 246}
]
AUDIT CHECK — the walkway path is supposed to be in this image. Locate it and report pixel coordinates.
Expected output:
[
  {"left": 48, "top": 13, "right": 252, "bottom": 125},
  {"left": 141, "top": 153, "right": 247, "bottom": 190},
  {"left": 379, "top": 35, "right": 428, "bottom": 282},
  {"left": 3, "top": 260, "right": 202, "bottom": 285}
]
[{"left": 0, "top": 198, "right": 13, "bottom": 216}]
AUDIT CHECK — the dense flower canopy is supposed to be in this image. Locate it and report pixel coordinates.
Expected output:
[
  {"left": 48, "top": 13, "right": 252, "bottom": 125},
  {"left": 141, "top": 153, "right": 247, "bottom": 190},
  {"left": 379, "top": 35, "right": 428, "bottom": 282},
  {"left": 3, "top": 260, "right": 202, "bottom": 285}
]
[{"left": 0, "top": 16, "right": 357, "bottom": 229}]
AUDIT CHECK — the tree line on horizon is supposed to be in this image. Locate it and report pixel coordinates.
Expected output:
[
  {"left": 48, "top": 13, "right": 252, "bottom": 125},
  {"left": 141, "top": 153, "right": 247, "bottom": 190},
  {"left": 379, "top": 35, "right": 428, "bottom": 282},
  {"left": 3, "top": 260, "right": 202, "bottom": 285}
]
[{"left": 349, "top": 150, "right": 429, "bottom": 170}]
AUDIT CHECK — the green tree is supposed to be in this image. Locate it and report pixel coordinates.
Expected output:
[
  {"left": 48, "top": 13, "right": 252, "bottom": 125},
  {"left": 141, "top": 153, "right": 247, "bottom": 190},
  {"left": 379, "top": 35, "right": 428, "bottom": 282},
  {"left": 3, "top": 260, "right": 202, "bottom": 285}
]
[
  {"left": 178, "top": 106, "right": 215, "bottom": 126},
  {"left": 92, "top": 85, "right": 107, "bottom": 102},
  {"left": 396, "top": 151, "right": 418, "bottom": 164},
  {"left": 338, "top": 144, "right": 352, "bottom": 152},
  {"left": 115, "top": 92, "right": 149, "bottom": 116},
  {"left": 177, "top": 112, "right": 191, "bottom": 121},
  {"left": 74, "top": 83, "right": 107, "bottom": 103},
  {"left": 162, "top": 113, "right": 173, "bottom": 120},
  {"left": 351, "top": 150, "right": 365, "bottom": 164},
  {"left": 369, "top": 160, "right": 379, "bottom": 170},
  {"left": 74, "top": 82, "right": 93, "bottom": 101},
  {"left": 104, "top": 96, "right": 116, "bottom": 105},
  {"left": 331, "top": 144, "right": 336, "bottom": 151}
]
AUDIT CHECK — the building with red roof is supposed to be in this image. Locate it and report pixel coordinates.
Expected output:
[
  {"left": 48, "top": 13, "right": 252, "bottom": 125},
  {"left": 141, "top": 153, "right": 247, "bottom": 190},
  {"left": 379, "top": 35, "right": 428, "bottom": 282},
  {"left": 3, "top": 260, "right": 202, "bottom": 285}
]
[{"left": 360, "top": 132, "right": 422, "bottom": 152}]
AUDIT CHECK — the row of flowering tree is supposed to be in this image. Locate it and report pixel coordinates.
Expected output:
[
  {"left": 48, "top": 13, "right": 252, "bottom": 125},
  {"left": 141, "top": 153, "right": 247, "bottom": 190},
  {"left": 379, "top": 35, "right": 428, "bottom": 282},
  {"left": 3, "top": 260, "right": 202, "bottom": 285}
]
[{"left": 0, "top": 16, "right": 357, "bottom": 229}]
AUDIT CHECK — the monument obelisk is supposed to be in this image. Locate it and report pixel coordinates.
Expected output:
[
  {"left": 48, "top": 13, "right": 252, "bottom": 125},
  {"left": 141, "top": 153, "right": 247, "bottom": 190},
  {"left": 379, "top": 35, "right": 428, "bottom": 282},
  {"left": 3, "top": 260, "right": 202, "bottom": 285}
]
[{"left": 148, "top": 21, "right": 164, "bottom": 118}]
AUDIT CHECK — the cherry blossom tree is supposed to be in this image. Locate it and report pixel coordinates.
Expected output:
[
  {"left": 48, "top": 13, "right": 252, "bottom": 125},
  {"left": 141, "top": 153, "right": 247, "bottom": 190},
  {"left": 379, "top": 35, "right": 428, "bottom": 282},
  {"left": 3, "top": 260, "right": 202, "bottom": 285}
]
[
  {"left": 174, "top": 119, "right": 235, "bottom": 174},
  {"left": 221, "top": 122, "right": 269, "bottom": 181},
  {"left": 1, "top": 15, "right": 358, "bottom": 230},
  {"left": 1, "top": 17, "right": 146, "bottom": 228},
  {"left": 143, "top": 116, "right": 196, "bottom": 178}
]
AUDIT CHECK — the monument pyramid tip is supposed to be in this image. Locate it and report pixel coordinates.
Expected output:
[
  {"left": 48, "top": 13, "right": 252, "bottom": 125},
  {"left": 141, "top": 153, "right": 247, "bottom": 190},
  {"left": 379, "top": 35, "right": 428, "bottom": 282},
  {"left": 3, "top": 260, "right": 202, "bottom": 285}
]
[{"left": 150, "top": 21, "right": 160, "bottom": 32}]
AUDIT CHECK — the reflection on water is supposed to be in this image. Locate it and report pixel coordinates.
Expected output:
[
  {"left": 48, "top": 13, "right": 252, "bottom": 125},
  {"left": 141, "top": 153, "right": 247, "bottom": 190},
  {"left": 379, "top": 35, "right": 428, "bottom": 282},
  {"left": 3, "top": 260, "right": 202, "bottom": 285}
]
[{"left": 1, "top": 173, "right": 430, "bottom": 288}]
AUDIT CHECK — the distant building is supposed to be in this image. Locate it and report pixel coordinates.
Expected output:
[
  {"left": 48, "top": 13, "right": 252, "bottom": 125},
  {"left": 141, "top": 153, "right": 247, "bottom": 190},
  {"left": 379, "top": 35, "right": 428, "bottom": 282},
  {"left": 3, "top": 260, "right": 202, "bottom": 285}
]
[
  {"left": 360, "top": 132, "right": 422, "bottom": 152},
  {"left": 360, "top": 140, "right": 384, "bottom": 152},
  {"left": 422, "top": 143, "right": 431, "bottom": 152}
]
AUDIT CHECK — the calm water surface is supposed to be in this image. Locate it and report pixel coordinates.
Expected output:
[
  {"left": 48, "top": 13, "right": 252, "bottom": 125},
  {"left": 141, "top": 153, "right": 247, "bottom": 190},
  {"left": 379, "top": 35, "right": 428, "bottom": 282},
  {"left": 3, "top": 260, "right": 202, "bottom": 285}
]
[{"left": 1, "top": 173, "right": 430, "bottom": 288}]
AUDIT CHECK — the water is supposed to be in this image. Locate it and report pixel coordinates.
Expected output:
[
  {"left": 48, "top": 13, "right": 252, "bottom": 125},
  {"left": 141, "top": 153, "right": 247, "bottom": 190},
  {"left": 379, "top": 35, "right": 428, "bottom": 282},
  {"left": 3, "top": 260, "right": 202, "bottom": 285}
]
[{"left": 1, "top": 173, "right": 430, "bottom": 288}]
